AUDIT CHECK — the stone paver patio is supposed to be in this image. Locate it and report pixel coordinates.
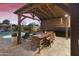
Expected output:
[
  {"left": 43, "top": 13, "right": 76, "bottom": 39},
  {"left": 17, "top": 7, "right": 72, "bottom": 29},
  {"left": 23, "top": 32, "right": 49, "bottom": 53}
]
[{"left": 0, "top": 37, "right": 70, "bottom": 56}]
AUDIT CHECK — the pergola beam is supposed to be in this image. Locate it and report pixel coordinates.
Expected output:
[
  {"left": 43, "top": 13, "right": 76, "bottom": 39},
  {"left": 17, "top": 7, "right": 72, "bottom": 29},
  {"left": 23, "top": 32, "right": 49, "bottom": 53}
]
[
  {"left": 31, "top": 12, "right": 35, "bottom": 20},
  {"left": 32, "top": 9, "right": 48, "bottom": 19},
  {"left": 46, "top": 4, "right": 55, "bottom": 16},
  {"left": 15, "top": 4, "right": 45, "bottom": 14},
  {"left": 54, "top": 3, "right": 69, "bottom": 14},
  {"left": 44, "top": 16, "right": 63, "bottom": 20},
  {"left": 19, "top": 14, "right": 40, "bottom": 23},
  {"left": 24, "top": 11, "right": 43, "bottom": 20},
  {"left": 38, "top": 6, "right": 49, "bottom": 17}
]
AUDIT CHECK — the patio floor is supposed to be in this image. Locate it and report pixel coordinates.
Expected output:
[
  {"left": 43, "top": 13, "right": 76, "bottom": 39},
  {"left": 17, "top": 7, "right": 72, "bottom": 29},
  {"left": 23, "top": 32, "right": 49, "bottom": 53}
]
[
  {"left": 35, "top": 37, "right": 70, "bottom": 56},
  {"left": 0, "top": 37, "right": 70, "bottom": 56}
]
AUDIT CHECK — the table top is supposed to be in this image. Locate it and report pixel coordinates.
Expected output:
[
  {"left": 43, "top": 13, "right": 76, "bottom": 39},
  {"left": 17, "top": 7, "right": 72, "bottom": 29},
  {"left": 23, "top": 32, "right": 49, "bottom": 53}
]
[{"left": 33, "top": 32, "right": 52, "bottom": 39}]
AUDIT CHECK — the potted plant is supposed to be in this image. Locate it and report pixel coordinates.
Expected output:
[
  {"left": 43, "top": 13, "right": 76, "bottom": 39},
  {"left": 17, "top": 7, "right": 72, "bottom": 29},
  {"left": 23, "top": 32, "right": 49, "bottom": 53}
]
[{"left": 11, "top": 33, "right": 17, "bottom": 45}]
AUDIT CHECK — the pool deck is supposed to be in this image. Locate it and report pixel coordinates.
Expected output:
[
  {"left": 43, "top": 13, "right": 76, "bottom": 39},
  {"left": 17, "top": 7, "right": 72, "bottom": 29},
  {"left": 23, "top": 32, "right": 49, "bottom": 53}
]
[
  {"left": 0, "top": 37, "right": 11, "bottom": 49},
  {"left": 0, "top": 37, "right": 70, "bottom": 56}
]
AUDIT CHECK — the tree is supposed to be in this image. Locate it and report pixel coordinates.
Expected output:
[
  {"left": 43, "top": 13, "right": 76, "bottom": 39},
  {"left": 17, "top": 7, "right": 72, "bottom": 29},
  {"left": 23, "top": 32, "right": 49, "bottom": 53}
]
[
  {"left": 2, "top": 19, "right": 10, "bottom": 25},
  {"left": 27, "top": 22, "right": 40, "bottom": 32},
  {"left": 2, "top": 19, "right": 10, "bottom": 31},
  {"left": 12, "top": 24, "right": 18, "bottom": 31}
]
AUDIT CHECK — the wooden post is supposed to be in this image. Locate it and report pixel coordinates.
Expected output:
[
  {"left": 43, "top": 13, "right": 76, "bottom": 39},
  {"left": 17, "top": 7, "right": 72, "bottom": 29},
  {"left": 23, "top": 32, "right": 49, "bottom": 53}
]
[
  {"left": 70, "top": 4, "right": 79, "bottom": 56},
  {"left": 17, "top": 14, "right": 21, "bottom": 44},
  {"left": 31, "top": 13, "right": 35, "bottom": 20},
  {"left": 41, "top": 20, "right": 44, "bottom": 30},
  {"left": 65, "top": 17, "right": 69, "bottom": 40}
]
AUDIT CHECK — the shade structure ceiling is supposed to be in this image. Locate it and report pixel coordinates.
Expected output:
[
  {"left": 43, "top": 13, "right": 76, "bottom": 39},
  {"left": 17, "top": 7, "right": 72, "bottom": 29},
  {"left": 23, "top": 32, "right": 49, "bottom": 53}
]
[{"left": 14, "top": 3, "right": 69, "bottom": 20}]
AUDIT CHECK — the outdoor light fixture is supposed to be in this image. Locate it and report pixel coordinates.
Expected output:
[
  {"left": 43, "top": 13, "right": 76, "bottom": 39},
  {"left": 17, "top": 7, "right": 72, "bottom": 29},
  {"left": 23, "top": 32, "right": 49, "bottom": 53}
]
[
  {"left": 61, "top": 17, "right": 63, "bottom": 24},
  {"left": 64, "top": 14, "right": 69, "bottom": 17}
]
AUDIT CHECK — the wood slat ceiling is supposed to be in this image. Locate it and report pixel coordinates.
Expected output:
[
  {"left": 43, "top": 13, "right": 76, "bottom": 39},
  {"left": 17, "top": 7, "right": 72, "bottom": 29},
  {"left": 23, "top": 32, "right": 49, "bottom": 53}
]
[{"left": 14, "top": 3, "right": 69, "bottom": 20}]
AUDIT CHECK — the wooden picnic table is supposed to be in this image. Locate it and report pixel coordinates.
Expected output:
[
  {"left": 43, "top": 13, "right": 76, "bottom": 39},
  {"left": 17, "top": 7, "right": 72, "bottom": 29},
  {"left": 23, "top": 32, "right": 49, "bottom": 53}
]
[{"left": 31, "top": 32, "right": 55, "bottom": 53}]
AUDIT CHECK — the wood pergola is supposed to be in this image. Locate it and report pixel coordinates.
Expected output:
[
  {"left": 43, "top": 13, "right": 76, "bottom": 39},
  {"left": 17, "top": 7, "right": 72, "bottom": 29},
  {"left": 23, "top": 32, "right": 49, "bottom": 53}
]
[
  {"left": 14, "top": 3, "right": 69, "bottom": 44},
  {"left": 13, "top": 3, "right": 79, "bottom": 56}
]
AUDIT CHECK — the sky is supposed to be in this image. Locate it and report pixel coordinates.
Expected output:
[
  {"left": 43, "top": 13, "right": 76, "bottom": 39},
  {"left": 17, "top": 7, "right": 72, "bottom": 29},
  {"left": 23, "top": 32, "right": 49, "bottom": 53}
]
[{"left": 0, "top": 3, "right": 40, "bottom": 25}]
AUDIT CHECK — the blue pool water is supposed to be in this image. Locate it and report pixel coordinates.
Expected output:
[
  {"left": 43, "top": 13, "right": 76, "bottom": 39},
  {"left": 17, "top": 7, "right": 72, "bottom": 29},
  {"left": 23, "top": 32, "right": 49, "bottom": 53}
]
[
  {"left": 0, "top": 32, "right": 12, "bottom": 43},
  {"left": 0, "top": 32, "right": 25, "bottom": 40},
  {"left": 0, "top": 31, "right": 29, "bottom": 48},
  {"left": 0, "top": 32, "right": 24, "bottom": 45}
]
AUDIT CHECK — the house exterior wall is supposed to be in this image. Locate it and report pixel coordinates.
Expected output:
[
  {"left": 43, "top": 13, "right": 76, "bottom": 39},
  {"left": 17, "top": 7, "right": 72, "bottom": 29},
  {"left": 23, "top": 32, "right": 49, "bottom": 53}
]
[{"left": 41, "top": 18, "right": 70, "bottom": 30}]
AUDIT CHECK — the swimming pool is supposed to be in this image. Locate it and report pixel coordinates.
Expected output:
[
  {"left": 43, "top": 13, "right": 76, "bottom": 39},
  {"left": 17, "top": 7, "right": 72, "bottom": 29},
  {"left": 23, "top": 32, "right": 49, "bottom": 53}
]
[
  {"left": 0, "top": 32, "right": 12, "bottom": 43},
  {"left": 0, "top": 32, "right": 25, "bottom": 46},
  {"left": 0, "top": 32, "right": 25, "bottom": 40}
]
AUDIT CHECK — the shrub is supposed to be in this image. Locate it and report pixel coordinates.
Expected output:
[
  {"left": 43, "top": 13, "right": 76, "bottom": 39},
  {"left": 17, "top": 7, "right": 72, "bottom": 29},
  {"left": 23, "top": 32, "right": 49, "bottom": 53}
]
[{"left": 12, "top": 33, "right": 17, "bottom": 37}]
